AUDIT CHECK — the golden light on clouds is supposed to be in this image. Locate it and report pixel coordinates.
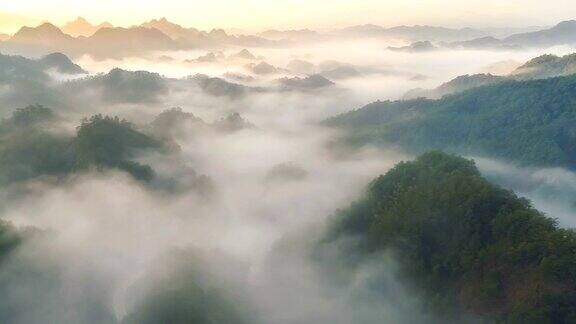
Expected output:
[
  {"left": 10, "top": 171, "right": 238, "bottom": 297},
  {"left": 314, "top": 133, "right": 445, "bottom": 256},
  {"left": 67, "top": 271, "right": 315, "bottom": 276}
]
[{"left": 0, "top": 0, "right": 576, "bottom": 33}]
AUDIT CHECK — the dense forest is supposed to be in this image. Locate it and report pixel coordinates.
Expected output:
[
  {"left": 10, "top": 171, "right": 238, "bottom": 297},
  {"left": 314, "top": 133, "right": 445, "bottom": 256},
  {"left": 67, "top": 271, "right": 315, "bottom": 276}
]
[
  {"left": 121, "top": 251, "right": 249, "bottom": 324},
  {"left": 324, "top": 152, "right": 576, "bottom": 323},
  {"left": 0, "top": 105, "right": 165, "bottom": 185},
  {"left": 327, "top": 74, "right": 576, "bottom": 170}
]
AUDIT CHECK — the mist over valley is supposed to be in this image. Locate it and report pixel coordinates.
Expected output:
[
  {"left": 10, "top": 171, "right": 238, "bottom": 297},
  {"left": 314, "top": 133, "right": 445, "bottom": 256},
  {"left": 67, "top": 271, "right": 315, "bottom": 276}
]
[{"left": 0, "top": 3, "right": 576, "bottom": 323}]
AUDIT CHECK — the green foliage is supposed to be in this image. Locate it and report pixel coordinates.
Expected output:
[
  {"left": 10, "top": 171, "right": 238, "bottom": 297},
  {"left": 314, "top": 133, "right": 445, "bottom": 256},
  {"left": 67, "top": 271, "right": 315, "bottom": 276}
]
[
  {"left": 75, "top": 115, "right": 162, "bottom": 181},
  {"left": 513, "top": 53, "right": 576, "bottom": 80},
  {"left": 122, "top": 281, "right": 248, "bottom": 324},
  {"left": 328, "top": 152, "right": 576, "bottom": 322},
  {"left": 0, "top": 53, "right": 67, "bottom": 109},
  {"left": 0, "top": 221, "right": 21, "bottom": 264},
  {"left": 149, "top": 107, "right": 206, "bottom": 140},
  {"left": 9, "top": 104, "right": 55, "bottom": 128},
  {"left": 122, "top": 251, "right": 249, "bottom": 324},
  {"left": 0, "top": 106, "right": 164, "bottom": 185},
  {"left": 72, "top": 68, "right": 168, "bottom": 104},
  {"left": 327, "top": 74, "right": 576, "bottom": 170},
  {"left": 0, "top": 105, "right": 74, "bottom": 185}
]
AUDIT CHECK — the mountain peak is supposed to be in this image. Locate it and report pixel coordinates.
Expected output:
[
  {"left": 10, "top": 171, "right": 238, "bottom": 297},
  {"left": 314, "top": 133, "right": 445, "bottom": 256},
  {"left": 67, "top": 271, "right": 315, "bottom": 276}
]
[
  {"left": 39, "top": 52, "right": 87, "bottom": 74},
  {"left": 231, "top": 49, "right": 257, "bottom": 60},
  {"left": 144, "top": 17, "right": 180, "bottom": 27},
  {"left": 62, "top": 17, "right": 113, "bottom": 37},
  {"left": 13, "top": 22, "right": 68, "bottom": 40},
  {"left": 37, "top": 22, "right": 63, "bottom": 33}
]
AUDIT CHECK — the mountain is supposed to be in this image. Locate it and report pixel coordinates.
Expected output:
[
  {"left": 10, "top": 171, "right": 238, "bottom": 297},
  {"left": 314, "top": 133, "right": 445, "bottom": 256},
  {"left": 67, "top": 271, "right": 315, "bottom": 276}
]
[
  {"left": 245, "top": 62, "right": 284, "bottom": 75},
  {"left": 3, "top": 18, "right": 279, "bottom": 58},
  {"left": 403, "top": 73, "right": 506, "bottom": 99},
  {"left": 0, "top": 106, "right": 165, "bottom": 184},
  {"left": 0, "top": 52, "right": 50, "bottom": 81},
  {"left": 449, "top": 20, "right": 576, "bottom": 50},
  {"left": 187, "top": 74, "right": 250, "bottom": 98},
  {"left": 222, "top": 72, "right": 255, "bottom": 83},
  {"left": 61, "top": 17, "right": 112, "bottom": 37},
  {"left": 403, "top": 52, "right": 576, "bottom": 99},
  {"left": 141, "top": 17, "right": 202, "bottom": 40},
  {"left": 38, "top": 52, "right": 87, "bottom": 74},
  {"left": 186, "top": 52, "right": 221, "bottom": 63},
  {"left": 504, "top": 20, "right": 576, "bottom": 47},
  {"left": 0, "top": 51, "right": 84, "bottom": 81},
  {"left": 481, "top": 25, "right": 549, "bottom": 38},
  {"left": 320, "top": 65, "right": 361, "bottom": 79},
  {"left": 337, "top": 24, "right": 487, "bottom": 42},
  {"left": 326, "top": 151, "right": 576, "bottom": 322},
  {"left": 317, "top": 61, "right": 364, "bottom": 80},
  {"left": 0, "top": 52, "right": 67, "bottom": 108},
  {"left": 387, "top": 25, "right": 487, "bottom": 42},
  {"left": 84, "top": 26, "right": 177, "bottom": 58},
  {"left": 213, "top": 112, "right": 254, "bottom": 132},
  {"left": 230, "top": 49, "right": 258, "bottom": 60},
  {"left": 446, "top": 36, "right": 519, "bottom": 50},
  {"left": 69, "top": 68, "right": 169, "bottom": 104},
  {"left": 277, "top": 74, "right": 335, "bottom": 90},
  {"left": 75, "top": 115, "right": 165, "bottom": 181},
  {"left": 0, "top": 33, "right": 9, "bottom": 41},
  {"left": 121, "top": 251, "right": 249, "bottom": 324},
  {"left": 149, "top": 108, "right": 207, "bottom": 140},
  {"left": 10, "top": 23, "right": 76, "bottom": 49},
  {"left": 5, "top": 23, "right": 178, "bottom": 58},
  {"left": 388, "top": 40, "right": 438, "bottom": 52},
  {"left": 511, "top": 53, "right": 576, "bottom": 80},
  {"left": 0, "top": 105, "right": 74, "bottom": 185},
  {"left": 140, "top": 18, "right": 277, "bottom": 48},
  {"left": 327, "top": 74, "right": 576, "bottom": 170}
]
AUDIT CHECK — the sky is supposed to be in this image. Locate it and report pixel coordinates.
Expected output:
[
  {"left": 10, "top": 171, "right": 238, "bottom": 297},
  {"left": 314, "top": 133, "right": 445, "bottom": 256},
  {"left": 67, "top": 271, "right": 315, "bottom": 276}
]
[{"left": 1, "top": 0, "right": 576, "bottom": 33}]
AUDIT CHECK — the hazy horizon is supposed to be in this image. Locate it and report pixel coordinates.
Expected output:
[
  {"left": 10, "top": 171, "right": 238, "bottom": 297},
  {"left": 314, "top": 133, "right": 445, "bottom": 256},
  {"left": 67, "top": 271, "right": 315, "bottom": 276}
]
[{"left": 1, "top": 0, "right": 576, "bottom": 34}]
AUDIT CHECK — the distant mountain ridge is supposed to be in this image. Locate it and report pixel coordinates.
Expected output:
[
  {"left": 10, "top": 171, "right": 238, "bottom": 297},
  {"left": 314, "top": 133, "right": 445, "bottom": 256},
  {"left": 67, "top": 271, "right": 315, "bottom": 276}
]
[
  {"left": 3, "top": 18, "right": 575, "bottom": 59},
  {"left": 335, "top": 24, "right": 488, "bottom": 42},
  {"left": 504, "top": 20, "right": 576, "bottom": 47},
  {"left": 141, "top": 17, "right": 203, "bottom": 40},
  {"left": 448, "top": 20, "right": 576, "bottom": 49},
  {"left": 61, "top": 17, "right": 113, "bottom": 37},
  {"left": 2, "top": 18, "right": 279, "bottom": 58},
  {"left": 10, "top": 22, "right": 76, "bottom": 49}
]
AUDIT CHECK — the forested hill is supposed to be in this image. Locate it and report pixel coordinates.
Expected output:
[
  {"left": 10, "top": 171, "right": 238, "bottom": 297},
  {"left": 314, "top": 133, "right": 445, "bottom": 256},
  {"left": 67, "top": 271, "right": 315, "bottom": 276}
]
[
  {"left": 325, "top": 152, "right": 576, "bottom": 323},
  {"left": 326, "top": 74, "right": 576, "bottom": 170}
]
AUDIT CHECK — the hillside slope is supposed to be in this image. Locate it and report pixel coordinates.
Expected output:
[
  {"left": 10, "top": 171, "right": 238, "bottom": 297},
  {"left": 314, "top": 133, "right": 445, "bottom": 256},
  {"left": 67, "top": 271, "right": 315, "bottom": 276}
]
[
  {"left": 326, "top": 152, "right": 576, "bottom": 323},
  {"left": 327, "top": 75, "right": 576, "bottom": 170}
]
